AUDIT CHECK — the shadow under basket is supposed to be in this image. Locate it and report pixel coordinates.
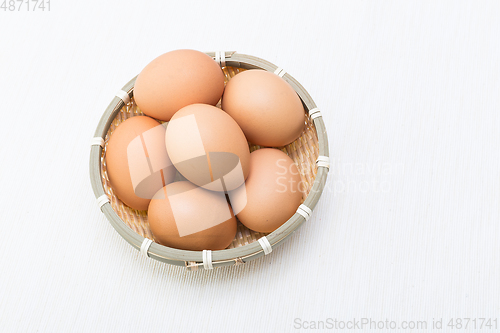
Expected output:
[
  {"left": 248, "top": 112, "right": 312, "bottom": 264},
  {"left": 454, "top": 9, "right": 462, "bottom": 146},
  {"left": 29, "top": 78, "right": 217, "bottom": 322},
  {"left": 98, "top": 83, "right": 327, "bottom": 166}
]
[{"left": 89, "top": 52, "right": 329, "bottom": 271}]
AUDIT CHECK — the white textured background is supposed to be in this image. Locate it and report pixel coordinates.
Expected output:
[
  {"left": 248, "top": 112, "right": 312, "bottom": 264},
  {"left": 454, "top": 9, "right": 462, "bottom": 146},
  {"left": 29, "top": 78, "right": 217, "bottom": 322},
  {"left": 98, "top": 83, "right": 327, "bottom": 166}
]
[{"left": 1, "top": 1, "right": 499, "bottom": 332}]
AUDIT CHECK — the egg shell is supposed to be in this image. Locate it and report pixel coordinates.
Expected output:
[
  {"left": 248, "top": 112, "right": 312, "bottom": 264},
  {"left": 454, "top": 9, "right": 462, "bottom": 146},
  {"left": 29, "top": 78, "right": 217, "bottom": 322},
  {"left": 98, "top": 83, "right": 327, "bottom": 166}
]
[
  {"left": 148, "top": 181, "right": 237, "bottom": 251},
  {"left": 221, "top": 69, "right": 305, "bottom": 147},
  {"left": 106, "top": 116, "right": 176, "bottom": 211},
  {"left": 165, "top": 104, "right": 250, "bottom": 192},
  {"left": 133, "top": 49, "right": 225, "bottom": 121},
  {"left": 228, "top": 148, "right": 303, "bottom": 233}
]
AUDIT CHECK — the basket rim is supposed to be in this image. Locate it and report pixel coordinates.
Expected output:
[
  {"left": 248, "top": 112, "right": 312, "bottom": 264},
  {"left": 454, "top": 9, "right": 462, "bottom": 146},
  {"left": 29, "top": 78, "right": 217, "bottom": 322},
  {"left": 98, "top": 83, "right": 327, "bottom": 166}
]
[{"left": 89, "top": 52, "right": 329, "bottom": 270}]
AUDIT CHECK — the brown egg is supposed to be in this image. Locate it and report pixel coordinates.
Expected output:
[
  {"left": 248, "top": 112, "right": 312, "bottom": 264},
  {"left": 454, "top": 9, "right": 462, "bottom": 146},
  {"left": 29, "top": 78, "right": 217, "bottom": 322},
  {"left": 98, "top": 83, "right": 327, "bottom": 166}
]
[
  {"left": 221, "top": 69, "right": 305, "bottom": 147},
  {"left": 106, "top": 116, "right": 176, "bottom": 211},
  {"left": 228, "top": 148, "right": 303, "bottom": 233},
  {"left": 165, "top": 104, "right": 250, "bottom": 192},
  {"left": 148, "top": 181, "right": 237, "bottom": 251},
  {"left": 133, "top": 49, "right": 225, "bottom": 121}
]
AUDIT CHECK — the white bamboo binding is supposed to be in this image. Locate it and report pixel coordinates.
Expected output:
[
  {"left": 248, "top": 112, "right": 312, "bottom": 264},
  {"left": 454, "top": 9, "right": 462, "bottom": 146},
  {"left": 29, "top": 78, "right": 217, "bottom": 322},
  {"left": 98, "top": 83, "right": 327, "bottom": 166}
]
[
  {"left": 316, "top": 156, "right": 330, "bottom": 169},
  {"left": 115, "top": 90, "right": 131, "bottom": 105},
  {"left": 140, "top": 238, "right": 153, "bottom": 258},
  {"left": 203, "top": 250, "right": 213, "bottom": 270},
  {"left": 258, "top": 236, "right": 273, "bottom": 255},
  {"left": 308, "top": 108, "right": 322, "bottom": 120},
  {"left": 90, "top": 137, "right": 104, "bottom": 148},
  {"left": 215, "top": 51, "right": 226, "bottom": 67},
  {"left": 296, "top": 204, "right": 313, "bottom": 221},
  {"left": 273, "top": 67, "right": 286, "bottom": 77},
  {"left": 96, "top": 194, "right": 110, "bottom": 209}
]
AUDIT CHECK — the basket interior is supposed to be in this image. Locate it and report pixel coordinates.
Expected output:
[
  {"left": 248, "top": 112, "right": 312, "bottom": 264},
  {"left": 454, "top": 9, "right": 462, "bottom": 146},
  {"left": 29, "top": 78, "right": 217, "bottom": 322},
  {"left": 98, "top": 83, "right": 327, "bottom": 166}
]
[{"left": 100, "top": 66, "right": 320, "bottom": 249}]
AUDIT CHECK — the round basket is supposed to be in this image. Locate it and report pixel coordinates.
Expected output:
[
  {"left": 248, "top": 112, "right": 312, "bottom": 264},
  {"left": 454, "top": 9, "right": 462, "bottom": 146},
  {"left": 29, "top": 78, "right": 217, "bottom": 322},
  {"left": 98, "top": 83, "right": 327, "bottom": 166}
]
[{"left": 89, "top": 51, "right": 329, "bottom": 270}]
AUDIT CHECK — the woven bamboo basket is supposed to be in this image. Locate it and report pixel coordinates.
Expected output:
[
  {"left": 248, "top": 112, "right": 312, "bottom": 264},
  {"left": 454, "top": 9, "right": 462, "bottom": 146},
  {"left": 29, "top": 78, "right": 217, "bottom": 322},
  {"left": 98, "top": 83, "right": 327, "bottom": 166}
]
[{"left": 89, "top": 52, "right": 329, "bottom": 270}]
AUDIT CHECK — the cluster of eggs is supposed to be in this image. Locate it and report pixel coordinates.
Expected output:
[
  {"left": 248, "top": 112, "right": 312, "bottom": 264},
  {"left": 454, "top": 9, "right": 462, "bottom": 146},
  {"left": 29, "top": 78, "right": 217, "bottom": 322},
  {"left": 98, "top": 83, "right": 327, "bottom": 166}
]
[{"left": 106, "top": 49, "right": 306, "bottom": 251}]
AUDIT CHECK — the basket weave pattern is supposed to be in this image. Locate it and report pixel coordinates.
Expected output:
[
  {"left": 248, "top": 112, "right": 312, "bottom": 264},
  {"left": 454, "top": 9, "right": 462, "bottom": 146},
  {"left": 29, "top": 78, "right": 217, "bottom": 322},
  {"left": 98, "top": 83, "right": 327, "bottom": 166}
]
[{"left": 100, "top": 66, "right": 319, "bottom": 249}]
